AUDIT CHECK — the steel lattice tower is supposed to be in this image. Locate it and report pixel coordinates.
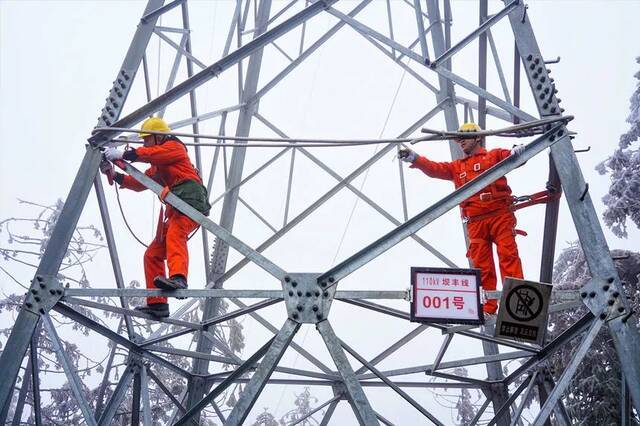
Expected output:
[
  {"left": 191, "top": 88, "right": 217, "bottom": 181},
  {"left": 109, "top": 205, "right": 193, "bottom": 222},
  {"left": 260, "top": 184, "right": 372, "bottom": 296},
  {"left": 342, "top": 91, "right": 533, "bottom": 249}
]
[{"left": 1, "top": 0, "right": 639, "bottom": 425}]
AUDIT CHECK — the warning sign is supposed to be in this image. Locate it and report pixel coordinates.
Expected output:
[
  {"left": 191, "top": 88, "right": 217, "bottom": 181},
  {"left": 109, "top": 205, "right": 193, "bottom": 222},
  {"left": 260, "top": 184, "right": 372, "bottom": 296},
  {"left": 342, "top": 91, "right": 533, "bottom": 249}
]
[
  {"left": 496, "top": 278, "right": 552, "bottom": 345},
  {"left": 410, "top": 267, "right": 483, "bottom": 325}
]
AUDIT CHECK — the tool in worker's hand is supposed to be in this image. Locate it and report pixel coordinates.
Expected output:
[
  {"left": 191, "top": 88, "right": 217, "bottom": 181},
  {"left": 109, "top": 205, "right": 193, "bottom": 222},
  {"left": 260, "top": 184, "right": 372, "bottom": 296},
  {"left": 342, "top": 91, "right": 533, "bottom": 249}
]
[
  {"left": 99, "top": 160, "right": 115, "bottom": 185},
  {"left": 398, "top": 146, "right": 418, "bottom": 163}
]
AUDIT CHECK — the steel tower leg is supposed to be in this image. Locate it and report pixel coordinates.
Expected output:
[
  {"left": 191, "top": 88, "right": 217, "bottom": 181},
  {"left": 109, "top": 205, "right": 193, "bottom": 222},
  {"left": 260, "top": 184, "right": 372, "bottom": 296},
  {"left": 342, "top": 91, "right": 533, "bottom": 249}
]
[
  {"left": 185, "top": 0, "right": 273, "bottom": 419},
  {"left": 504, "top": 0, "right": 640, "bottom": 413}
]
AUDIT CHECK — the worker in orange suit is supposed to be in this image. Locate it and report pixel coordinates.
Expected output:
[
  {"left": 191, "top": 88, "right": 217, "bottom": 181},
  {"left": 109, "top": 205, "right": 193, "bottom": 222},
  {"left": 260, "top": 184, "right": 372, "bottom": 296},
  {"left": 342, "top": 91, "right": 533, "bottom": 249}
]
[
  {"left": 100, "top": 117, "right": 210, "bottom": 318},
  {"left": 399, "top": 122, "right": 526, "bottom": 315}
]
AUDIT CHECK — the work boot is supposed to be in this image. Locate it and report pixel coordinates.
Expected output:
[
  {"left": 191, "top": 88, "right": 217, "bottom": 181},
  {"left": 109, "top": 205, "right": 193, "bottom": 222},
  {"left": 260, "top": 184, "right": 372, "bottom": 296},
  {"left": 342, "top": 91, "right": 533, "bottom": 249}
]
[
  {"left": 134, "top": 303, "right": 170, "bottom": 318},
  {"left": 154, "top": 275, "right": 188, "bottom": 299}
]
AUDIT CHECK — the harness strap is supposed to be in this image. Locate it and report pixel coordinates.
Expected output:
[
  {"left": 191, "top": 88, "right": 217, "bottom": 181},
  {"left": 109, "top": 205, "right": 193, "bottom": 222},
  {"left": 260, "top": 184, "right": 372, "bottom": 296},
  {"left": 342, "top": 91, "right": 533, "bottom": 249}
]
[
  {"left": 160, "top": 186, "right": 171, "bottom": 202},
  {"left": 465, "top": 190, "right": 561, "bottom": 224}
]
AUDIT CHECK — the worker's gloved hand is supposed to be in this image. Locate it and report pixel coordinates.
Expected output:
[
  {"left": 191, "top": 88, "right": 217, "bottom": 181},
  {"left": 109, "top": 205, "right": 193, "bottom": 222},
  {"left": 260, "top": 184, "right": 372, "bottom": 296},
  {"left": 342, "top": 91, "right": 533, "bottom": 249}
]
[
  {"left": 398, "top": 148, "right": 418, "bottom": 163},
  {"left": 104, "top": 147, "right": 124, "bottom": 161},
  {"left": 511, "top": 144, "right": 525, "bottom": 156},
  {"left": 99, "top": 161, "right": 116, "bottom": 185}
]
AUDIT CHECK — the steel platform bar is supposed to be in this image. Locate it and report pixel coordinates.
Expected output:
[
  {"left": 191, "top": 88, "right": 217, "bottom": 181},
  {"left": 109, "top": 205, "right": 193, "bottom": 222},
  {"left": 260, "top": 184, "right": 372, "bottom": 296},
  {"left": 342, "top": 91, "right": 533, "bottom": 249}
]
[
  {"left": 131, "top": 368, "right": 142, "bottom": 426},
  {"left": 317, "top": 320, "right": 379, "bottom": 425},
  {"left": 63, "top": 296, "right": 200, "bottom": 329}
]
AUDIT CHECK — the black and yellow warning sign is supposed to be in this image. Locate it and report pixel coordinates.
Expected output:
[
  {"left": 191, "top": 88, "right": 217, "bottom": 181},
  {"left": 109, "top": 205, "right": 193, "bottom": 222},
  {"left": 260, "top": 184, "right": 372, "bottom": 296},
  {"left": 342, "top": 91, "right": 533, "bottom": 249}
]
[{"left": 495, "top": 278, "right": 552, "bottom": 346}]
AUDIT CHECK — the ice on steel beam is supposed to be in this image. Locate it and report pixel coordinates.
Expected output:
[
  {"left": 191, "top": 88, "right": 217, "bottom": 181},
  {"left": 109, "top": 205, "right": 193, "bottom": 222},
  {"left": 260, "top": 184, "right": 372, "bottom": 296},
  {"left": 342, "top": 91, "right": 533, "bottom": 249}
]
[{"left": 410, "top": 267, "right": 483, "bottom": 325}]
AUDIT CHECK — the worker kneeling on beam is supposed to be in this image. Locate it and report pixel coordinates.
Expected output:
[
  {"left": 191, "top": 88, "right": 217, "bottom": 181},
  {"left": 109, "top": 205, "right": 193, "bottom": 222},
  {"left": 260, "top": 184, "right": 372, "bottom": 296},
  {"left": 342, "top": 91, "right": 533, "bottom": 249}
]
[
  {"left": 399, "top": 123, "right": 525, "bottom": 315},
  {"left": 101, "top": 117, "right": 211, "bottom": 318}
]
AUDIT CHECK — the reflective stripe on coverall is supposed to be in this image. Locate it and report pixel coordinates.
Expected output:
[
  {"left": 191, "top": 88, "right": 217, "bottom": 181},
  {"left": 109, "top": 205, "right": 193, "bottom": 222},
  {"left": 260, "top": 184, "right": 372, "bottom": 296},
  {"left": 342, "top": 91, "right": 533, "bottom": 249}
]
[{"left": 410, "top": 147, "right": 524, "bottom": 314}]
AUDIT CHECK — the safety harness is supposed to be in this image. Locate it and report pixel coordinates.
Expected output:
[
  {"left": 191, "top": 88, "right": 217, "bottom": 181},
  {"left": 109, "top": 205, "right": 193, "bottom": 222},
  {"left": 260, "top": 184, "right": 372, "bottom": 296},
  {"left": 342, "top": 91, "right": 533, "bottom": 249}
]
[{"left": 464, "top": 189, "right": 562, "bottom": 225}]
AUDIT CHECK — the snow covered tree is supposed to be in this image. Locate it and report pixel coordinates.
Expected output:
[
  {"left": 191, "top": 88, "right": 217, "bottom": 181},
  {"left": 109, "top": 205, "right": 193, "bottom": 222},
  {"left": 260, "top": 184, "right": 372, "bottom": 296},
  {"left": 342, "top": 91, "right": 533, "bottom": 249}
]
[
  {"left": 596, "top": 56, "right": 640, "bottom": 238},
  {"left": 544, "top": 243, "right": 640, "bottom": 424}
]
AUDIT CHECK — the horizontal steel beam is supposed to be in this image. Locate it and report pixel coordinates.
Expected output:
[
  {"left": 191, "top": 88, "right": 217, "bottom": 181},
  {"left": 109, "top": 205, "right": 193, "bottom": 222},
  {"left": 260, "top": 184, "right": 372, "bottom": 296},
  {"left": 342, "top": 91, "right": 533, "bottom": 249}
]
[{"left": 64, "top": 288, "right": 408, "bottom": 299}]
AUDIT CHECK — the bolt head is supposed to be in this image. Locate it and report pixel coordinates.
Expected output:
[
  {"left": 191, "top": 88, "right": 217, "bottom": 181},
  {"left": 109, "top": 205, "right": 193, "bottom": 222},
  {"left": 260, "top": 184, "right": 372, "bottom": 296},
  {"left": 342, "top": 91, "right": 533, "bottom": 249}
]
[
  {"left": 618, "top": 307, "right": 625, "bottom": 313},
  {"left": 581, "top": 292, "right": 587, "bottom": 298},
  {"left": 284, "top": 276, "right": 291, "bottom": 282},
  {"left": 612, "top": 291, "right": 619, "bottom": 298},
  {"left": 34, "top": 296, "right": 41, "bottom": 302},
  {"left": 292, "top": 312, "right": 299, "bottom": 319},
  {"left": 314, "top": 291, "right": 320, "bottom": 297},
  {"left": 291, "top": 281, "right": 298, "bottom": 287},
  {"left": 603, "top": 285, "right": 610, "bottom": 291},
  {"left": 608, "top": 299, "right": 615, "bottom": 306},
  {"left": 288, "top": 291, "right": 294, "bottom": 296},
  {"left": 56, "top": 290, "right": 63, "bottom": 295},
  {"left": 527, "top": 54, "right": 533, "bottom": 61},
  {"left": 39, "top": 283, "right": 46, "bottom": 289},
  {"left": 607, "top": 277, "right": 615, "bottom": 283},
  {"left": 26, "top": 302, "right": 33, "bottom": 308},
  {"left": 328, "top": 277, "right": 335, "bottom": 283},
  {"left": 320, "top": 282, "right": 327, "bottom": 288},
  {"left": 323, "top": 291, "right": 329, "bottom": 298},
  {"left": 316, "top": 314, "right": 323, "bottom": 321},
  {"left": 30, "top": 289, "right": 38, "bottom": 295},
  {"left": 305, "top": 292, "right": 311, "bottom": 297},
  {"left": 312, "top": 305, "right": 319, "bottom": 312},
  {"left": 297, "top": 291, "right": 302, "bottom": 297},
  {"left": 39, "top": 308, "right": 45, "bottom": 314},
  {"left": 589, "top": 292, "right": 596, "bottom": 298},
  {"left": 296, "top": 305, "right": 303, "bottom": 312},
  {"left": 50, "top": 289, "right": 56, "bottom": 295},
  {"left": 600, "top": 313, "right": 607, "bottom": 320}
]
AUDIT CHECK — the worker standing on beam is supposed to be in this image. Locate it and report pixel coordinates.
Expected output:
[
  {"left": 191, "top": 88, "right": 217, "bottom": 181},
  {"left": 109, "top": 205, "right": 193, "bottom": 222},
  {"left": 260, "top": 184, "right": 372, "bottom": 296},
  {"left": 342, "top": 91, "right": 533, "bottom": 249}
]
[
  {"left": 100, "top": 117, "right": 211, "bottom": 318},
  {"left": 399, "top": 123, "right": 525, "bottom": 315}
]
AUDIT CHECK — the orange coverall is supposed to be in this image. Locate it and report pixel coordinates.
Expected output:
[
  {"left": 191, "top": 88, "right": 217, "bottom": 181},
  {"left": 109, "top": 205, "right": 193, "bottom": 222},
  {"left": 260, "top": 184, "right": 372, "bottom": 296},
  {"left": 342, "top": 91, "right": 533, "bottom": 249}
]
[
  {"left": 118, "top": 139, "right": 201, "bottom": 305},
  {"left": 410, "top": 147, "right": 524, "bottom": 314}
]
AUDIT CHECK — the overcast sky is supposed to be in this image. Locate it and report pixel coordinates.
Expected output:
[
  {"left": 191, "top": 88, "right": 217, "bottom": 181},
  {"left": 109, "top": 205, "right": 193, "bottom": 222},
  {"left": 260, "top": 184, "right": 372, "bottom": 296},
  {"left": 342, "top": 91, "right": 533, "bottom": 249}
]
[{"left": 1, "top": 0, "right": 639, "bottom": 423}]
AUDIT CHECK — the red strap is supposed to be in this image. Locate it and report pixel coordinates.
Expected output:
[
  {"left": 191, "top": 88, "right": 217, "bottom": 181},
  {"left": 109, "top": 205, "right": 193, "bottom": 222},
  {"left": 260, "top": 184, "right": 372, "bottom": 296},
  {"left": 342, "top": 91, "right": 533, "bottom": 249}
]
[
  {"left": 160, "top": 186, "right": 171, "bottom": 202},
  {"left": 465, "top": 190, "right": 561, "bottom": 223}
]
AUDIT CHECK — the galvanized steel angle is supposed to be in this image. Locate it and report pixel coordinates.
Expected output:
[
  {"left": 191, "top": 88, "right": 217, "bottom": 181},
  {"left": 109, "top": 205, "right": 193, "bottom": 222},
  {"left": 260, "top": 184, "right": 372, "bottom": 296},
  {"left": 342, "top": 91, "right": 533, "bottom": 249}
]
[
  {"left": 23, "top": 275, "right": 64, "bottom": 316},
  {"left": 283, "top": 273, "right": 335, "bottom": 323}
]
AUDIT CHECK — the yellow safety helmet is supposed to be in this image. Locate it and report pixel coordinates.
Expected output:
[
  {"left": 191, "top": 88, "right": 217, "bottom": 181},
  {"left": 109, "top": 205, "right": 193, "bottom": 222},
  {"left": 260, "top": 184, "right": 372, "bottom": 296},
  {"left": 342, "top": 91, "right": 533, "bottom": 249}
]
[
  {"left": 139, "top": 117, "right": 171, "bottom": 137},
  {"left": 458, "top": 122, "right": 482, "bottom": 133}
]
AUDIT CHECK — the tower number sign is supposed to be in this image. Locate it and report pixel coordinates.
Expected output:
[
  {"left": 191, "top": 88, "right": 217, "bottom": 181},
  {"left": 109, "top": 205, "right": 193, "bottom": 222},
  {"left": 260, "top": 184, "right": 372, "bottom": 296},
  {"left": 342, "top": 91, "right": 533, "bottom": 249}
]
[{"left": 410, "top": 267, "right": 484, "bottom": 325}]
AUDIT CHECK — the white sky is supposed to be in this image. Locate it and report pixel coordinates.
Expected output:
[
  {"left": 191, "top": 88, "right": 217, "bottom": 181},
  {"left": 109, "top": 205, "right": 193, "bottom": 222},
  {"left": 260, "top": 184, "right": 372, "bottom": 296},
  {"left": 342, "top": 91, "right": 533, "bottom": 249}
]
[{"left": 1, "top": 0, "right": 639, "bottom": 424}]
